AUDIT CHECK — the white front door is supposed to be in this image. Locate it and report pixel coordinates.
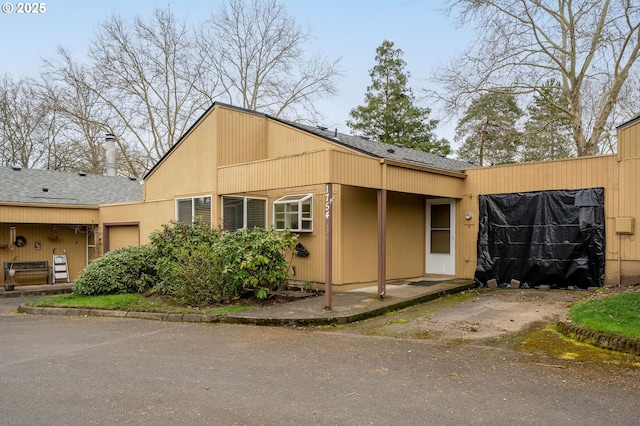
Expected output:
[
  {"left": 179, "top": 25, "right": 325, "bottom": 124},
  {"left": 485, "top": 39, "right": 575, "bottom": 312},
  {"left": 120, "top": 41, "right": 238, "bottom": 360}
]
[{"left": 426, "top": 199, "right": 455, "bottom": 275}]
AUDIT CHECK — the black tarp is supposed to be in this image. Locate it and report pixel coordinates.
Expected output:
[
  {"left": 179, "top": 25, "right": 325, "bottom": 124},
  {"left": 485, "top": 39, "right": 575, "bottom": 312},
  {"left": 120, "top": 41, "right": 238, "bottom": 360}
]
[{"left": 474, "top": 188, "right": 605, "bottom": 289}]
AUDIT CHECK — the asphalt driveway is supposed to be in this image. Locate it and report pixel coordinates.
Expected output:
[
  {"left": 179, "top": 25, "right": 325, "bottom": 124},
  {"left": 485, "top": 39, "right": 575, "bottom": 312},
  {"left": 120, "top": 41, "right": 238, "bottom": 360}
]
[{"left": 1, "top": 295, "right": 639, "bottom": 425}]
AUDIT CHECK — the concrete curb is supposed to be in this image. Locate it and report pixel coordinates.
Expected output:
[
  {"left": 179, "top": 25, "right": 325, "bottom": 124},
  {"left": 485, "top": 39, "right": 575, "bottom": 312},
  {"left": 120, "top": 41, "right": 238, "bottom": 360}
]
[
  {"left": 555, "top": 320, "right": 640, "bottom": 356},
  {"left": 17, "top": 305, "right": 225, "bottom": 323}
]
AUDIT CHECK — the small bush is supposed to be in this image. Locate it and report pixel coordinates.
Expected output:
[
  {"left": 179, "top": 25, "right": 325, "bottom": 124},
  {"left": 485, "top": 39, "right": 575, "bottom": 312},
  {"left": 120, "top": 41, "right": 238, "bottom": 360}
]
[
  {"left": 220, "top": 227, "right": 297, "bottom": 297},
  {"left": 161, "top": 242, "right": 233, "bottom": 307},
  {"left": 149, "top": 219, "right": 221, "bottom": 296},
  {"left": 73, "top": 245, "right": 156, "bottom": 295}
]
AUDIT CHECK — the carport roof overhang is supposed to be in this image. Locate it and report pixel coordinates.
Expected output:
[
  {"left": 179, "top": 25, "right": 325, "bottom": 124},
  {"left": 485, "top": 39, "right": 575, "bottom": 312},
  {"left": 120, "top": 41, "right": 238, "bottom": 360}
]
[
  {"left": 0, "top": 202, "right": 100, "bottom": 225},
  {"left": 218, "top": 149, "right": 467, "bottom": 197}
]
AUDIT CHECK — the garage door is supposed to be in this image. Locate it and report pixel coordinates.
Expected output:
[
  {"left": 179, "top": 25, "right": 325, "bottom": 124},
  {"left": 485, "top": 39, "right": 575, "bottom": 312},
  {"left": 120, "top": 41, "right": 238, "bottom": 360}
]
[{"left": 106, "top": 225, "right": 140, "bottom": 251}]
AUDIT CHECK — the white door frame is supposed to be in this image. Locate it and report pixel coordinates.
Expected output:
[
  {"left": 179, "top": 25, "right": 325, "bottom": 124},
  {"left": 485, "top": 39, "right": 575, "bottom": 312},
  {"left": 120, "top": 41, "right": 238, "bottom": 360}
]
[{"left": 425, "top": 199, "right": 456, "bottom": 275}]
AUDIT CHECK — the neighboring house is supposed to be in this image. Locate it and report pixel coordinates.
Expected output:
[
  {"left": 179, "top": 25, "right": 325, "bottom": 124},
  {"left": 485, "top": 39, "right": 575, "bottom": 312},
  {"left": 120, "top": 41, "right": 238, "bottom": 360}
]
[
  {"left": 4, "top": 103, "right": 640, "bottom": 290},
  {"left": 0, "top": 166, "right": 142, "bottom": 284}
]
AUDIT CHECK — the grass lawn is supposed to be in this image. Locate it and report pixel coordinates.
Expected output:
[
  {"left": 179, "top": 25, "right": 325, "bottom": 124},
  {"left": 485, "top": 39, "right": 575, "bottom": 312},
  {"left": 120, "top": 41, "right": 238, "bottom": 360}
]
[
  {"left": 569, "top": 293, "right": 640, "bottom": 339},
  {"left": 25, "top": 293, "right": 256, "bottom": 315}
]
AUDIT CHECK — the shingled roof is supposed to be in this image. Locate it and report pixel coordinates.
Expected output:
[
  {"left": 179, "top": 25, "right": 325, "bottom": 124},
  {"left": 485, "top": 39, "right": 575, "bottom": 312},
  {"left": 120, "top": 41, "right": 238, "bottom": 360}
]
[
  {"left": 0, "top": 166, "right": 143, "bottom": 206},
  {"left": 280, "top": 121, "right": 478, "bottom": 173},
  {"left": 144, "top": 102, "right": 478, "bottom": 180}
]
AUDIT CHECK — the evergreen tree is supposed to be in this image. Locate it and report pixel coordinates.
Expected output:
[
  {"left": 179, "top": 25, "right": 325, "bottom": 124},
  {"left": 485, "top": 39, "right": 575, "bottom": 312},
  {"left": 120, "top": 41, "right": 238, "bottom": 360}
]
[
  {"left": 455, "top": 91, "right": 522, "bottom": 166},
  {"left": 347, "top": 40, "right": 450, "bottom": 155},
  {"left": 520, "top": 81, "right": 574, "bottom": 162}
]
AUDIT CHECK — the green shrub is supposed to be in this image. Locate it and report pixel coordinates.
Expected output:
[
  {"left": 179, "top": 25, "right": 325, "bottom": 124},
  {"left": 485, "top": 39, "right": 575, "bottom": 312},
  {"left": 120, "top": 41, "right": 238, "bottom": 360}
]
[
  {"left": 220, "top": 227, "right": 297, "bottom": 298},
  {"left": 162, "top": 242, "right": 233, "bottom": 307},
  {"left": 73, "top": 245, "right": 156, "bottom": 295},
  {"left": 148, "top": 219, "right": 221, "bottom": 296},
  {"left": 74, "top": 220, "right": 298, "bottom": 304}
]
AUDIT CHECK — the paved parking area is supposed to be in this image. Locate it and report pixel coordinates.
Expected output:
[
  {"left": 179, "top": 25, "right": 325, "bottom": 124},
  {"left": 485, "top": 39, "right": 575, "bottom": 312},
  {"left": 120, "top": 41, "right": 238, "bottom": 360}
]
[{"left": 1, "top": 295, "right": 639, "bottom": 425}]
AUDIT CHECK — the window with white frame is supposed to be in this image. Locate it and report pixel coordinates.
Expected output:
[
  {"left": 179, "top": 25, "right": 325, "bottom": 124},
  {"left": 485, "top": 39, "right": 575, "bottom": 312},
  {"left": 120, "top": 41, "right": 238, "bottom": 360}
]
[
  {"left": 222, "top": 196, "right": 267, "bottom": 231},
  {"left": 176, "top": 196, "right": 212, "bottom": 225},
  {"left": 273, "top": 194, "right": 313, "bottom": 232}
]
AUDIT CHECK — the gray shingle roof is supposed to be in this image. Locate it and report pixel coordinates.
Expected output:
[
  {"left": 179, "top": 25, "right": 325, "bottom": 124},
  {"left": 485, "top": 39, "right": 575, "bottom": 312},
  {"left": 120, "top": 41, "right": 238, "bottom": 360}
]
[
  {"left": 0, "top": 166, "right": 143, "bottom": 206},
  {"left": 282, "top": 121, "right": 478, "bottom": 173}
]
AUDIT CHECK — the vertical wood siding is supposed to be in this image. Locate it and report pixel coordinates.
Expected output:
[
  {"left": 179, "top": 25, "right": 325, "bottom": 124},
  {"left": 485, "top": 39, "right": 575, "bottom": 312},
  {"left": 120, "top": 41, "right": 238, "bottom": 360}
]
[
  {"left": 0, "top": 223, "right": 94, "bottom": 283},
  {"left": 265, "top": 185, "right": 328, "bottom": 286},
  {"left": 385, "top": 192, "right": 426, "bottom": 279},
  {"left": 617, "top": 120, "right": 640, "bottom": 160},
  {"left": 386, "top": 166, "right": 464, "bottom": 197},
  {"left": 331, "top": 152, "right": 382, "bottom": 188},
  {"left": 458, "top": 155, "right": 620, "bottom": 282},
  {"left": 217, "top": 107, "right": 268, "bottom": 166},
  {"left": 0, "top": 205, "right": 98, "bottom": 224},
  {"left": 218, "top": 151, "right": 331, "bottom": 194},
  {"left": 336, "top": 186, "right": 378, "bottom": 284},
  {"left": 101, "top": 200, "right": 175, "bottom": 246},
  {"left": 144, "top": 109, "right": 218, "bottom": 201},
  {"left": 267, "top": 121, "right": 351, "bottom": 158}
]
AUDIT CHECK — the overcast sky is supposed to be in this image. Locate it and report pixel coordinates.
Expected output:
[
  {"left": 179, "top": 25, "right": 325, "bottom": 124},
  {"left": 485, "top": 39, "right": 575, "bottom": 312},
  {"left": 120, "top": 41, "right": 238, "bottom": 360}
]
[{"left": 0, "top": 0, "right": 473, "bottom": 144}]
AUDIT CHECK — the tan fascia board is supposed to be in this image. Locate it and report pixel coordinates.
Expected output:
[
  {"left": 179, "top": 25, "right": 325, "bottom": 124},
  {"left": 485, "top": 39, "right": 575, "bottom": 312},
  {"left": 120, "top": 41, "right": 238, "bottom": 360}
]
[
  {"left": 0, "top": 202, "right": 99, "bottom": 210},
  {"left": 381, "top": 158, "right": 468, "bottom": 179},
  {"left": 97, "top": 200, "right": 144, "bottom": 208}
]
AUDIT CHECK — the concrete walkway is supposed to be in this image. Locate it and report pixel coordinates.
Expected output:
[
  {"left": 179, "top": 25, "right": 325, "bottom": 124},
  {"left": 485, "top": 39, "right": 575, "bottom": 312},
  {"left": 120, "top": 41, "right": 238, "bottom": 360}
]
[
  {"left": 228, "top": 279, "right": 475, "bottom": 326},
  {"left": 5, "top": 279, "right": 476, "bottom": 326}
]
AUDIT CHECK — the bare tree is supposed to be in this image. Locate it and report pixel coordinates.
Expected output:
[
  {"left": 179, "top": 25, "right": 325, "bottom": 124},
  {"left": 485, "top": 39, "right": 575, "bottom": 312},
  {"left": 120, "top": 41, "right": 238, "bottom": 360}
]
[
  {"left": 42, "top": 56, "right": 146, "bottom": 176},
  {"left": 44, "top": 7, "right": 218, "bottom": 176},
  {"left": 433, "top": 0, "right": 640, "bottom": 156},
  {"left": 0, "top": 75, "right": 57, "bottom": 168},
  {"left": 198, "top": 0, "right": 341, "bottom": 122}
]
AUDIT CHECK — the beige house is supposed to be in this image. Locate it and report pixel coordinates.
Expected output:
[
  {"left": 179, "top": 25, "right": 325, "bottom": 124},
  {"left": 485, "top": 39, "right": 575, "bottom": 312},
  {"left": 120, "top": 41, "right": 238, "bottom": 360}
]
[
  {"left": 0, "top": 167, "right": 142, "bottom": 285},
  {"left": 4, "top": 103, "right": 640, "bottom": 290}
]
